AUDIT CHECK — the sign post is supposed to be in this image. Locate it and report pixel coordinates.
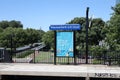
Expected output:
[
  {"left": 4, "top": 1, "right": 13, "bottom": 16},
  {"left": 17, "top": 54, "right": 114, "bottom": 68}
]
[{"left": 49, "top": 24, "right": 81, "bottom": 65}]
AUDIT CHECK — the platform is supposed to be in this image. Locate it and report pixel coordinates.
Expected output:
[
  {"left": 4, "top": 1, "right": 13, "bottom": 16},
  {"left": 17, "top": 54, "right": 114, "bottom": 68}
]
[{"left": 0, "top": 63, "right": 120, "bottom": 79}]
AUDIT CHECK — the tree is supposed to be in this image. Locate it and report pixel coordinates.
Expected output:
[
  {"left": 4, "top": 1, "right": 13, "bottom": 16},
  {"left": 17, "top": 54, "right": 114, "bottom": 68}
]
[
  {"left": 0, "top": 27, "right": 45, "bottom": 49},
  {"left": 0, "top": 27, "right": 3, "bottom": 33},
  {"left": 88, "top": 18, "right": 105, "bottom": 45},
  {"left": 0, "top": 21, "right": 9, "bottom": 29},
  {"left": 9, "top": 20, "right": 23, "bottom": 28},
  {"left": 25, "top": 28, "right": 44, "bottom": 45},
  {"left": 42, "top": 31, "right": 54, "bottom": 50},
  {"left": 105, "top": 4, "right": 120, "bottom": 50},
  {"left": 68, "top": 17, "right": 86, "bottom": 49},
  {"left": 0, "top": 20, "right": 23, "bottom": 29},
  {"left": 0, "top": 27, "right": 14, "bottom": 48},
  {"left": 67, "top": 17, "right": 105, "bottom": 51}
]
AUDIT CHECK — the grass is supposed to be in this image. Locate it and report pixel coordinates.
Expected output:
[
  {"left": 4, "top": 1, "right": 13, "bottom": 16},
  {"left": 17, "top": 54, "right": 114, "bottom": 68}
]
[
  {"left": 14, "top": 50, "right": 34, "bottom": 58},
  {"left": 35, "top": 51, "right": 54, "bottom": 63},
  {"left": 35, "top": 51, "right": 74, "bottom": 64},
  {"left": 92, "top": 59, "right": 103, "bottom": 64}
]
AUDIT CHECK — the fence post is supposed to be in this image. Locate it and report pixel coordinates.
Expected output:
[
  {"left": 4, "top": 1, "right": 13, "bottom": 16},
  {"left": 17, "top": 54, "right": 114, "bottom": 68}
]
[
  {"left": 67, "top": 53, "right": 69, "bottom": 64},
  {"left": 74, "top": 31, "right": 77, "bottom": 65},
  {"left": 10, "top": 35, "right": 13, "bottom": 63},
  {"left": 103, "top": 51, "right": 106, "bottom": 65},
  {"left": 108, "top": 57, "right": 111, "bottom": 66},
  {"left": 34, "top": 50, "right": 35, "bottom": 63}
]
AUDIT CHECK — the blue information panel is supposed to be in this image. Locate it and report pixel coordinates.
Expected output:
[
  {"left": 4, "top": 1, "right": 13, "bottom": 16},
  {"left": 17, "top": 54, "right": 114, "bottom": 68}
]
[{"left": 56, "top": 32, "right": 73, "bottom": 57}]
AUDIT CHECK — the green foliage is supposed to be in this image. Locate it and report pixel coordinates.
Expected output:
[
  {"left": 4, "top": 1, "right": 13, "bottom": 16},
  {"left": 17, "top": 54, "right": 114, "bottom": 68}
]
[
  {"left": 90, "top": 46, "right": 107, "bottom": 57},
  {"left": 15, "top": 50, "right": 34, "bottom": 58},
  {"left": 0, "top": 20, "right": 23, "bottom": 29},
  {"left": 68, "top": 17, "right": 105, "bottom": 49},
  {"left": 42, "top": 31, "right": 54, "bottom": 50},
  {"left": 0, "top": 27, "right": 3, "bottom": 33},
  {"left": 105, "top": 4, "right": 120, "bottom": 51},
  {"left": 0, "top": 27, "right": 45, "bottom": 48},
  {"left": 93, "top": 59, "right": 102, "bottom": 64},
  {"left": 112, "top": 4, "right": 120, "bottom": 15}
]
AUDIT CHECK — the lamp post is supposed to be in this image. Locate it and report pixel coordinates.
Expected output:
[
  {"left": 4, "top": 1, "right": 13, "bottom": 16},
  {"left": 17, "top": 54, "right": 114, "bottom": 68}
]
[{"left": 86, "top": 7, "right": 89, "bottom": 64}]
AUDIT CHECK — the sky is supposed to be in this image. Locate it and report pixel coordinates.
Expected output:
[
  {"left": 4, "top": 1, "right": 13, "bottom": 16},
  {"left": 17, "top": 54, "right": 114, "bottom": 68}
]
[{"left": 0, "top": 0, "right": 115, "bottom": 31}]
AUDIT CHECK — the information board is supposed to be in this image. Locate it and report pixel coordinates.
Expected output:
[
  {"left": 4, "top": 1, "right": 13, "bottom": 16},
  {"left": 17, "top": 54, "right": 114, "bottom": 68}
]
[{"left": 56, "top": 32, "right": 73, "bottom": 57}]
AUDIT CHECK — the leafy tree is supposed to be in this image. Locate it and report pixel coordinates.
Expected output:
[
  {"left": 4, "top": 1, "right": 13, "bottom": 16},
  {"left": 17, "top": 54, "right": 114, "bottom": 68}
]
[
  {"left": 68, "top": 17, "right": 86, "bottom": 48},
  {"left": 25, "top": 28, "right": 44, "bottom": 45},
  {"left": 0, "top": 27, "right": 14, "bottom": 48},
  {"left": 105, "top": 4, "right": 120, "bottom": 51},
  {"left": 42, "top": 31, "right": 54, "bottom": 50},
  {"left": 9, "top": 20, "right": 23, "bottom": 28},
  {"left": 90, "top": 45, "right": 107, "bottom": 58},
  {"left": 0, "top": 27, "right": 3, "bottom": 33},
  {"left": 0, "top": 20, "right": 23, "bottom": 29},
  {"left": 0, "top": 21, "right": 9, "bottom": 29},
  {"left": 0, "top": 27, "right": 45, "bottom": 49},
  {"left": 88, "top": 18, "right": 105, "bottom": 45},
  {"left": 67, "top": 17, "right": 105, "bottom": 51}
]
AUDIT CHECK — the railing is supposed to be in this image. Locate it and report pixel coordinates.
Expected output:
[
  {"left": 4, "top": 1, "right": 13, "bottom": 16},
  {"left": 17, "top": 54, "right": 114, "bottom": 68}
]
[
  {"left": 12, "top": 50, "right": 34, "bottom": 63},
  {"left": 76, "top": 51, "right": 120, "bottom": 66},
  {"left": 12, "top": 49, "right": 54, "bottom": 64},
  {"left": 1, "top": 49, "right": 120, "bottom": 66}
]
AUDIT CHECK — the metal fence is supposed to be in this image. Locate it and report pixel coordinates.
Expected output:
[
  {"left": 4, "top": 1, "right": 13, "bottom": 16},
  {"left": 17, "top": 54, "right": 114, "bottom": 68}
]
[
  {"left": 76, "top": 51, "right": 120, "bottom": 66},
  {"left": 12, "top": 50, "right": 34, "bottom": 63},
  {"left": 0, "top": 48, "right": 4, "bottom": 62},
  {"left": 12, "top": 49, "right": 54, "bottom": 64},
  {"left": 1, "top": 49, "right": 120, "bottom": 66},
  {"left": 11, "top": 50, "right": 120, "bottom": 66}
]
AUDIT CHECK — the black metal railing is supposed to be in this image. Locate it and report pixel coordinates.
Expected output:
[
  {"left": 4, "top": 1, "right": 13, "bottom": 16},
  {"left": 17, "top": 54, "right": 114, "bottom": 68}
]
[
  {"left": 12, "top": 50, "right": 34, "bottom": 63},
  {"left": 1, "top": 49, "right": 120, "bottom": 66},
  {"left": 76, "top": 50, "right": 120, "bottom": 66}
]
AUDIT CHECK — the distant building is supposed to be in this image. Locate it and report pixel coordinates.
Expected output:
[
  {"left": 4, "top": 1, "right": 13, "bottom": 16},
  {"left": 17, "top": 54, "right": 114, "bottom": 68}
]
[{"left": 116, "top": 0, "right": 120, "bottom": 4}]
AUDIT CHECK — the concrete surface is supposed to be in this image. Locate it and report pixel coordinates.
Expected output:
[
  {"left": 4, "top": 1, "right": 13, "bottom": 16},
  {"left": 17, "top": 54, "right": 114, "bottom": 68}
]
[{"left": 0, "top": 63, "right": 120, "bottom": 78}]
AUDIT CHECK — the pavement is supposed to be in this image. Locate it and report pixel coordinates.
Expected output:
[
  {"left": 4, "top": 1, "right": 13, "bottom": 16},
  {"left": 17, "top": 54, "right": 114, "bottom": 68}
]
[{"left": 0, "top": 63, "right": 120, "bottom": 78}]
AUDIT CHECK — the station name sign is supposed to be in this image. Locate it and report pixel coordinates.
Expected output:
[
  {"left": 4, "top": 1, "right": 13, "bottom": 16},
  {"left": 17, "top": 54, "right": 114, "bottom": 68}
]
[{"left": 49, "top": 24, "right": 81, "bottom": 30}]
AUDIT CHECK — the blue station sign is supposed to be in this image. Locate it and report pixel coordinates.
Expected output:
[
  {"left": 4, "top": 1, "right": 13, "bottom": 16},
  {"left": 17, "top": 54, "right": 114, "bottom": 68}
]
[{"left": 49, "top": 24, "right": 81, "bottom": 30}]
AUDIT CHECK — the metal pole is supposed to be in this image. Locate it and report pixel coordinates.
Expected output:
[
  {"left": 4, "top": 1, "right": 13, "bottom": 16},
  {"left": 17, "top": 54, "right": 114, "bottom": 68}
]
[
  {"left": 34, "top": 50, "right": 36, "bottom": 63},
  {"left": 67, "top": 53, "right": 69, "bottom": 64},
  {"left": 10, "top": 35, "right": 13, "bottom": 63},
  {"left": 74, "top": 31, "right": 77, "bottom": 65},
  {"left": 86, "top": 7, "right": 89, "bottom": 64},
  {"left": 54, "top": 31, "right": 56, "bottom": 65}
]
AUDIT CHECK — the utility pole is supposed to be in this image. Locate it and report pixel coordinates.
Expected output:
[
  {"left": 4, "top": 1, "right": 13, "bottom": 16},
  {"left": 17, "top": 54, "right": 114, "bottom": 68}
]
[{"left": 86, "top": 7, "right": 89, "bottom": 64}]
